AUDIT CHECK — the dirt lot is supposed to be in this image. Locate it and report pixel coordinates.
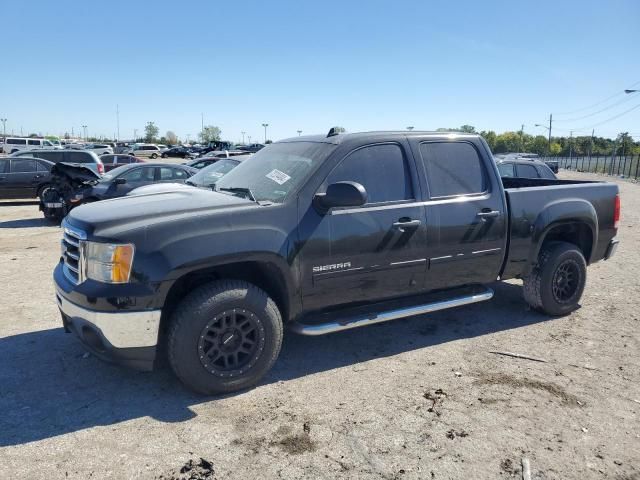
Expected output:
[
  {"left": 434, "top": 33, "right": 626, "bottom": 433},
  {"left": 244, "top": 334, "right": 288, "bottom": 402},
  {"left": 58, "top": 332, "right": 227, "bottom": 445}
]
[{"left": 0, "top": 171, "right": 638, "bottom": 480}]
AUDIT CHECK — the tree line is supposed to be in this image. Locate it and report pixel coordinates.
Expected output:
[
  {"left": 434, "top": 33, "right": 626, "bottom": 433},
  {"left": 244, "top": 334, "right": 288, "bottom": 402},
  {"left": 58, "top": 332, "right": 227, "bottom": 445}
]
[{"left": 442, "top": 125, "right": 639, "bottom": 157}]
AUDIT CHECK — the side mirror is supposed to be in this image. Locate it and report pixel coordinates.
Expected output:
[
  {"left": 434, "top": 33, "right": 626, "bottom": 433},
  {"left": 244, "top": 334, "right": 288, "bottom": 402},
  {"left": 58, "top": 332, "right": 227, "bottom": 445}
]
[
  {"left": 115, "top": 177, "right": 127, "bottom": 185},
  {"left": 314, "top": 181, "right": 367, "bottom": 212}
]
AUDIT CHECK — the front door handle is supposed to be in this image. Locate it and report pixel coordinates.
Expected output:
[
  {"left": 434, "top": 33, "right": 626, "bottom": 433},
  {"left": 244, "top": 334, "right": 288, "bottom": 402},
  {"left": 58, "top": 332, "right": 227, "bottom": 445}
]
[
  {"left": 476, "top": 210, "right": 501, "bottom": 218},
  {"left": 392, "top": 219, "right": 421, "bottom": 233}
]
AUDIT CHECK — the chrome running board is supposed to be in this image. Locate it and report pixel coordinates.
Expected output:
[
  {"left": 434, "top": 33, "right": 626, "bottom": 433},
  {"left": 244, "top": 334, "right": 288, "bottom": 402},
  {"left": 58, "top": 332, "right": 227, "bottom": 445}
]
[{"left": 290, "top": 286, "right": 494, "bottom": 336}]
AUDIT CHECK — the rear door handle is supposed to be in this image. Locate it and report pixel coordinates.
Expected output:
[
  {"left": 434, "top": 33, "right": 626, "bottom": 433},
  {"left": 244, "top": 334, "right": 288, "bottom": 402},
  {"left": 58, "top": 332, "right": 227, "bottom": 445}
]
[
  {"left": 476, "top": 210, "right": 501, "bottom": 218},
  {"left": 392, "top": 219, "right": 421, "bottom": 232}
]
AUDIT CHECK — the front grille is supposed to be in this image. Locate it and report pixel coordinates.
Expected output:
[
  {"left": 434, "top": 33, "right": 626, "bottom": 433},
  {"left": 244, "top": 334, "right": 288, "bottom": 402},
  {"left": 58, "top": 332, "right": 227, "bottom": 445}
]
[{"left": 61, "top": 222, "right": 86, "bottom": 284}]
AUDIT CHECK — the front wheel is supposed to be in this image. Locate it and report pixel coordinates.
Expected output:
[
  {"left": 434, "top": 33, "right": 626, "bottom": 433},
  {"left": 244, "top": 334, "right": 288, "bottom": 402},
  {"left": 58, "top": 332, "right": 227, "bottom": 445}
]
[
  {"left": 523, "top": 241, "right": 587, "bottom": 316},
  {"left": 150, "top": 153, "right": 158, "bottom": 159},
  {"left": 168, "top": 280, "right": 283, "bottom": 395}
]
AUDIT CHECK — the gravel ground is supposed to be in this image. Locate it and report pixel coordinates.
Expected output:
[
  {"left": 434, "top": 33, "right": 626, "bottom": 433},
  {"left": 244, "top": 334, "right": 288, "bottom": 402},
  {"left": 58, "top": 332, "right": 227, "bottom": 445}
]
[{"left": 0, "top": 171, "right": 638, "bottom": 480}]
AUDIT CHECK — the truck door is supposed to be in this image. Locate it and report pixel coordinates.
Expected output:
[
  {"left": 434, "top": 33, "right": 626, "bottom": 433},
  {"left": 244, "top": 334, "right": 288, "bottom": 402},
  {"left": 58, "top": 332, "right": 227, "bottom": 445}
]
[
  {"left": 0, "top": 159, "right": 10, "bottom": 197},
  {"left": 413, "top": 140, "right": 507, "bottom": 289},
  {"left": 298, "top": 142, "right": 428, "bottom": 312}
]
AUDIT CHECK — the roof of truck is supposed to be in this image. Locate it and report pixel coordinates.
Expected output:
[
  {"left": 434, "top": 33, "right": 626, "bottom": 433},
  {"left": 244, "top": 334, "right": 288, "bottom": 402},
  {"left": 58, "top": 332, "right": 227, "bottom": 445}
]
[{"left": 278, "top": 130, "right": 480, "bottom": 145}]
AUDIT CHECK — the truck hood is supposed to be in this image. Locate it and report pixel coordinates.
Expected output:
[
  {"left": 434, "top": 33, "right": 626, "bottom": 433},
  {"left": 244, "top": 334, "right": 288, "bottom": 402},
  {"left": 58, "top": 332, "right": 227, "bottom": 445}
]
[{"left": 67, "top": 187, "right": 253, "bottom": 237}]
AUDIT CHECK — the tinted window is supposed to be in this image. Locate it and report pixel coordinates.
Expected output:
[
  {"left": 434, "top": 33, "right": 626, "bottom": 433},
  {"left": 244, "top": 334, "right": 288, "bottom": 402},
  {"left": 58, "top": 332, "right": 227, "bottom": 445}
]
[
  {"left": 28, "top": 139, "right": 41, "bottom": 146},
  {"left": 517, "top": 164, "right": 540, "bottom": 178},
  {"left": 419, "top": 142, "right": 486, "bottom": 197},
  {"left": 0, "top": 159, "right": 8, "bottom": 173},
  {"left": 120, "top": 167, "right": 155, "bottom": 182},
  {"left": 326, "top": 144, "right": 413, "bottom": 204},
  {"left": 11, "top": 159, "right": 37, "bottom": 173},
  {"left": 36, "top": 161, "right": 50, "bottom": 172},
  {"left": 497, "top": 162, "right": 515, "bottom": 177},
  {"left": 7, "top": 139, "right": 26, "bottom": 145},
  {"left": 101, "top": 155, "right": 115, "bottom": 163},
  {"left": 66, "top": 151, "right": 94, "bottom": 164},
  {"left": 36, "top": 151, "right": 65, "bottom": 163},
  {"left": 173, "top": 168, "right": 190, "bottom": 179},
  {"left": 160, "top": 167, "right": 176, "bottom": 180},
  {"left": 538, "top": 165, "right": 556, "bottom": 179}
]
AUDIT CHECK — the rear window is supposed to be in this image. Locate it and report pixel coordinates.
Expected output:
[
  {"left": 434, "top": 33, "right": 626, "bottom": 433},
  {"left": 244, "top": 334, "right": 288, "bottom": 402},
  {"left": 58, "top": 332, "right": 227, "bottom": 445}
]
[
  {"left": 66, "top": 151, "right": 95, "bottom": 164},
  {"left": 419, "top": 142, "right": 487, "bottom": 197},
  {"left": 497, "top": 162, "right": 515, "bottom": 177},
  {"left": 7, "top": 138, "right": 26, "bottom": 145},
  {"left": 517, "top": 164, "right": 540, "bottom": 178}
]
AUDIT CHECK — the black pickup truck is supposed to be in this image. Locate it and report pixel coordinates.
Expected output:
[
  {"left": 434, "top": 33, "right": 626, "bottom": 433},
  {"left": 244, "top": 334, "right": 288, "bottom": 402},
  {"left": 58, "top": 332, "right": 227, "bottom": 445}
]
[{"left": 54, "top": 130, "right": 620, "bottom": 394}]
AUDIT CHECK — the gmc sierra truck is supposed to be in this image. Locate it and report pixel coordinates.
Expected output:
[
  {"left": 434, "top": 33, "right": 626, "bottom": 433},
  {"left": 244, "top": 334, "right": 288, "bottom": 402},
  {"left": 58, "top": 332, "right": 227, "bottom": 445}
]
[{"left": 54, "top": 130, "right": 620, "bottom": 394}]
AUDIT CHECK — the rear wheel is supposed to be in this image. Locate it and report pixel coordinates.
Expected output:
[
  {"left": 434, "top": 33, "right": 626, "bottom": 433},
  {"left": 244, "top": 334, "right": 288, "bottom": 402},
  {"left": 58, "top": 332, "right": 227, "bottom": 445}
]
[
  {"left": 168, "top": 280, "right": 283, "bottom": 395},
  {"left": 523, "top": 241, "right": 587, "bottom": 316}
]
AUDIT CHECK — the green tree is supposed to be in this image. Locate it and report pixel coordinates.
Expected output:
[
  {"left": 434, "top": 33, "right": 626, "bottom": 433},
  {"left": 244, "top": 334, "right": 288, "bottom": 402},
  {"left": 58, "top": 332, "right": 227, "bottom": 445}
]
[
  {"left": 480, "top": 130, "right": 497, "bottom": 151},
  {"left": 144, "top": 122, "right": 159, "bottom": 142},
  {"left": 199, "top": 125, "right": 222, "bottom": 144},
  {"left": 166, "top": 131, "right": 178, "bottom": 145},
  {"left": 459, "top": 125, "right": 476, "bottom": 133},
  {"left": 549, "top": 142, "right": 562, "bottom": 155}
]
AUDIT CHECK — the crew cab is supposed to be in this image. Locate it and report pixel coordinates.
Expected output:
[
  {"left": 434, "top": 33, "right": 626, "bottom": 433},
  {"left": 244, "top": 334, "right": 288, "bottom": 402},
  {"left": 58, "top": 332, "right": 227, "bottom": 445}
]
[{"left": 54, "top": 130, "right": 620, "bottom": 394}]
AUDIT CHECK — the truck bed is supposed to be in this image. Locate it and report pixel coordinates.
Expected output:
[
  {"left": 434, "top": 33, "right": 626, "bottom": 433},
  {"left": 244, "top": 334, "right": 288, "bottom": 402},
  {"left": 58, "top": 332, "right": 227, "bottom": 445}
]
[{"left": 500, "top": 177, "right": 618, "bottom": 280}]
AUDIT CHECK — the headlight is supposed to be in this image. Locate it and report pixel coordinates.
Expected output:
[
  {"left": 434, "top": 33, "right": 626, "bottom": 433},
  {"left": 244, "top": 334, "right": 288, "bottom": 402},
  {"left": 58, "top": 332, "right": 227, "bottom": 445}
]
[{"left": 84, "top": 242, "right": 135, "bottom": 283}]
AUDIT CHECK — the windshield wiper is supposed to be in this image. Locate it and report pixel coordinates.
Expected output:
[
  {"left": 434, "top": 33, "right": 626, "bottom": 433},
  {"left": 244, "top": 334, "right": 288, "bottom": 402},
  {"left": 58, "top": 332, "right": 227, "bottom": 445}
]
[{"left": 218, "top": 186, "right": 256, "bottom": 202}]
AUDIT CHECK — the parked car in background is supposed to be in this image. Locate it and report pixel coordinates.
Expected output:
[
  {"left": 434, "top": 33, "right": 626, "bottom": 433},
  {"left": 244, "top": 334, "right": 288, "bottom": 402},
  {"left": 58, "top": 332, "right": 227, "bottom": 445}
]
[
  {"left": 126, "top": 144, "right": 162, "bottom": 159},
  {"left": 161, "top": 146, "right": 194, "bottom": 159},
  {"left": 186, "top": 151, "right": 250, "bottom": 169},
  {"left": 127, "top": 156, "right": 249, "bottom": 196},
  {"left": 81, "top": 163, "right": 196, "bottom": 201},
  {"left": 83, "top": 144, "right": 114, "bottom": 156},
  {"left": 496, "top": 158, "right": 557, "bottom": 179},
  {"left": 0, "top": 157, "right": 53, "bottom": 199},
  {"left": 11, "top": 149, "right": 105, "bottom": 175},
  {"left": 114, "top": 142, "right": 131, "bottom": 154},
  {"left": 237, "top": 143, "right": 265, "bottom": 153},
  {"left": 2, "top": 137, "right": 59, "bottom": 154},
  {"left": 157, "top": 144, "right": 168, "bottom": 152},
  {"left": 99, "top": 154, "right": 144, "bottom": 172}
]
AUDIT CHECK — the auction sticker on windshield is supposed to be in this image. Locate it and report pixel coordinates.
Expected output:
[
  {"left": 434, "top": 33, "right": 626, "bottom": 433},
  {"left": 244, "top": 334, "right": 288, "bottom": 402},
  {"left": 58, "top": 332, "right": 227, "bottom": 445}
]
[{"left": 266, "top": 169, "right": 291, "bottom": 185}]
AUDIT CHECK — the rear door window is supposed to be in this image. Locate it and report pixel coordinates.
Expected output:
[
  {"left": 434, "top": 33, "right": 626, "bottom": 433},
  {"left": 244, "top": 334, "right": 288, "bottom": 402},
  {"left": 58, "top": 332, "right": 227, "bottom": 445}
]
[
  {"left": 27, "top": 139, "right": 41, "bottom": 146},
  {"left": 325, "top": 143, "right": 414, "bottom": 204},
  {"left": 516, "top": 164, "right": 540, "bottom": 178},
  {"left": 0, "top": 159, "right": 8, "bottom": 173},
  {"left": 36, "top": 161, "right": 50, "bottom": 172},
  {"left": 419, "top": 142, "right": 487, "bottom": 197},
  {"left": 537, "top": 165, "right": 556, "bottom": 179},
  {"left": 11, "top": 159, "right": 38, "bottom": 173}
]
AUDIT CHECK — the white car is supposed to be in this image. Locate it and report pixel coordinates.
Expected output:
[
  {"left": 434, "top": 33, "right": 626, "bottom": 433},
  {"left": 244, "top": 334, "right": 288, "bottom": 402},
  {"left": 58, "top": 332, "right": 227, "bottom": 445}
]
[
  {"left": 83, "top": 143, "right": 114, "bottom": 156},
  {"left": 126, "top": 144, "right": 162, "bottom": 159},
  {"left": 2, "top": 137, "right": 60, "bottom": 154}
]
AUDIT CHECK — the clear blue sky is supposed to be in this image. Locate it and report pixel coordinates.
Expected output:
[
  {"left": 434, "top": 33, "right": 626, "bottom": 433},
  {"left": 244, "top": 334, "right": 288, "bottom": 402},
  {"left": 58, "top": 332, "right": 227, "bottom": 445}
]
[{"left": 1, "top": 0, "right": 639, "bottom": 142}]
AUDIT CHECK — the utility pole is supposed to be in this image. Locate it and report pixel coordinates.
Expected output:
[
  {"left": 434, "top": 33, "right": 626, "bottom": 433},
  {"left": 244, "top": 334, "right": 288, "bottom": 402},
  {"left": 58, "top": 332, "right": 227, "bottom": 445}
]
[
  {"left": 0, "top": 118, "right": 6, "bottom": 140},
  {"left": 297, "top": 130, "right": 302, "bottom": 136},
  {"left": 201, "top": 113, "right": 204, "bottom": 140},
  {"left": 81, "top": 125, "right": 88, "bottom": 141},
  {"left": 248, "top": 135, "right": 252, "bottom": 144},
  {"left": 547, "top": 114, "right": 553, "bottom": 155},
  {"left": 569, "top": 131, "right": 573, "bottom": 160},
  {"left": 133, "top": 129, "right": 138, "bottom": 142},
  {"left": 519, "top": 124, "right": 524, "bottom": 152},
  {"left": 241, "top": 131, "right": 246, "bottom": 144},
  {"left": 262, "top": 123, "right": 269, "bottom": 143},
  {"left": 116, "top": 104, "right": 120, "bottom": 141},
  {"left": 589, "top": 129, "right": 595, "bottom": 160}
]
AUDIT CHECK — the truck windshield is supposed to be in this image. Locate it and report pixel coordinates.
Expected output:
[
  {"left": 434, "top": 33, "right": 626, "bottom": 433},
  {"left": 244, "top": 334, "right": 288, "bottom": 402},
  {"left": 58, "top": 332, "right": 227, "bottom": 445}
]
[{"left": 214, "top": 141, "right": 334, "bottom": 203}]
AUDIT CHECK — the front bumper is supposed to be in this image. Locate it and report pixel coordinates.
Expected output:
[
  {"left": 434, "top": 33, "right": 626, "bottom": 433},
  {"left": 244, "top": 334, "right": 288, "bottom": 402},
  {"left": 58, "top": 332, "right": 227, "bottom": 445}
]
[
  {"left": 604, "top": 238, "right": 619, "bottom": 260},
  {"left": 56, "top": 287, "right": 161, "bottom": 371}
]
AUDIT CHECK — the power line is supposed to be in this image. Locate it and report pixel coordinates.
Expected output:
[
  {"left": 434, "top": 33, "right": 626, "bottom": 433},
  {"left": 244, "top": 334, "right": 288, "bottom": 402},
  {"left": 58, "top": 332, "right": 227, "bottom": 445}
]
[
  {"left": 555, "top": 92, "right": 639, "bottom": 123},
  {"left": 574, "top": 102, "right": 640, "bottom": 131},
  {"left": 555, "top": 79, "right": 640, "bottom": 116}
]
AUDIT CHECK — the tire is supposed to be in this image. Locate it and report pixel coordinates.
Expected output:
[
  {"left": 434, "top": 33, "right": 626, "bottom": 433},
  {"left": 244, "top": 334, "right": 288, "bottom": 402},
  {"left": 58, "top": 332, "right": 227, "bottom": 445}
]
[
  {"left": 36, "top": 184, "right": 51, "bottom": 202},
  {"left": 523, "top": 241, "right": 587, "bottom": 316},
  {"left": 168, "top": 280, "right": 283, "bottom": 395},
  {"left": 150, "top": 153, "right": 158, "bottom": 159},
  {"left": 161, "top": 154, "right": 167, "bottom": 158}
]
